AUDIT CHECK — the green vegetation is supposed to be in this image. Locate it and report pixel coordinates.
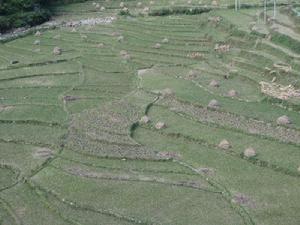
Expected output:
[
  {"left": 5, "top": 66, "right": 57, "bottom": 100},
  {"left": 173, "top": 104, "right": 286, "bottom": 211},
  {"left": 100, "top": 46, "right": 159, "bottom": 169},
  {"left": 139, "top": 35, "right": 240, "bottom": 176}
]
[{"left": 1, "top": 1, "right": 300, "bottom": 225}]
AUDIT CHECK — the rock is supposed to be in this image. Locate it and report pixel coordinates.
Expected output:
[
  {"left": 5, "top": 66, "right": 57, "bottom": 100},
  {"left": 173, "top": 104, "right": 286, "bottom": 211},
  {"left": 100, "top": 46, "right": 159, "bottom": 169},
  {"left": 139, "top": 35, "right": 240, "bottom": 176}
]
[
  {"left": 244, "top": 147, "right": 256, "bottom": 158},
  {"left": 155, "top": 122, "right": 166, "bottom": 130},
  {"left": 276, "top": 115, "right": 292, "bottom": 126},
  {"left": 10, "top": 60, "right": 19, "bottom": 65},
  {"left": 208, "top": 99, "right": 220, "bottom": 109},
  {"left": 218, "top": 139, "right": 231, "bottom": 150},
  {"left": 228, "top": 89, "right": 238, "bottom": 97},
  {"left": 53, "top": 47, "right": 62, "bottom": 55},
  {"left": 210, "top": 80, "right": 220, "bottom": 87},
  {"left": 140, "top": 116, "right": 150, "bottom": 124},
  {"left": 120, "top": 2, "right": 125, "bottom": 7}
]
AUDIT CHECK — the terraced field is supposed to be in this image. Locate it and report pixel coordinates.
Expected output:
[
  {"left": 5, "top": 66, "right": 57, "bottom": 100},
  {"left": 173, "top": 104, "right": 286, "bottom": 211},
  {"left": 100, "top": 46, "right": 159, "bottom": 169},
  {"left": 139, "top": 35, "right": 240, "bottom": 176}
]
[{"left": 0, "top": 1, "right": 300, "bottom": 225}]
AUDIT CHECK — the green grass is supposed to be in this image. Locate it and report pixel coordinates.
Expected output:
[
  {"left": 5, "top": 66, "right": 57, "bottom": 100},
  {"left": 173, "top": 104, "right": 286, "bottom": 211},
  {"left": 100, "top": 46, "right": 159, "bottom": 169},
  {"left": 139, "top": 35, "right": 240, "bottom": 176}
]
[{"left": 0, "top": 1, "right": 300, "bottom": 225}]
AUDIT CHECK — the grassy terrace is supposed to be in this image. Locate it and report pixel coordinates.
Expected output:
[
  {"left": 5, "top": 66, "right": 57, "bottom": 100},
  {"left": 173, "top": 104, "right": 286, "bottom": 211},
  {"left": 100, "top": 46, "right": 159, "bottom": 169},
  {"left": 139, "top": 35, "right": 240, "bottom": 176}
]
[{"left": 0, "top": 1, "right": 300, "bottom": 225}]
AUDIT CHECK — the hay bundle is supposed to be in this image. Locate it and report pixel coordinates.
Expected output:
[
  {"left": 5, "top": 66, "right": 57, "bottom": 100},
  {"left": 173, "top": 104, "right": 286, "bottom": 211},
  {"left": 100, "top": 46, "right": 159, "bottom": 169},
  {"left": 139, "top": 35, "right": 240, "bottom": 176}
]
[
  {"left": 95, "top": 3, "right": 100, "bottom": 9},
  {"left": 196, "top": 167, "right": 215, "bottom": 176},
  {"left": 208, "top": 99, "right": 220, "bottom": 109},
  {"left": 137, "top": 2, "right": 142, "bottom": 7},
  {"left": 244, "top": 147, "right": 256, "bottom": 158},
  {"left": 209, "top": 80, "right": 220, "bottom": 87},
  {"left": 276, "top": 115, "right": 292, "bottom": 126},
  {"left": 208, "top": 16, "right": 221, "bottom": 24},
  {"left": 218, "top": 139, "right": 231, "bottom": 150},
  {"left": 259, "top": 81, "right": 300, "bottom": 100},
  {"left": 227, "top": 89, "right": 238, "bottom": 97},
  {"left": 187, "top": 52, "right": 204, "bottom": 59},
  {"left": 101, "top": 6, "right": 106, "bottom": 11},
  {"left": 120, "top": 2, "right": 125, "bottom": 7},
  {"left": 155, "top": 122, "right": 166, "bottom": 130},
  {"left": 157, "top": 151, "right": 180, "bottom": 160},
  {"left": 298, "top": 166, "right": 300, "bottom": 173},
  {"left": 33, "top": 147, "right": 54, "bottom": 159},
  {"left": 214, "top": 43, "right": 230, "bottom": 53},
  {"left": 53, "top": 47, "right": 62, "bottom": 55},
  {"left": 273, "top": 63, "right": 292, "bottom": 73},
  {"left": 140, "top": 116, "right": 150, "bottom": 124},
  {"left": 149, "top": 1, "right": 155, "bottom": 5}
]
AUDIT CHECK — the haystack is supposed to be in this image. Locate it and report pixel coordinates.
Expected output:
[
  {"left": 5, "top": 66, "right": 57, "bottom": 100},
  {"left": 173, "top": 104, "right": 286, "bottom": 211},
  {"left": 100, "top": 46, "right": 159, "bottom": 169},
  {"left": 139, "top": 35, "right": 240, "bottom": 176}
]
[
  {"left": 160, "top": 88, "right": 174, "bottom": 97},
  {"left": 185, "top": 70, "right": 198, "bottom": 80},
  {"left": 244, "top": 147, "right": 256, "bottom": 158},
  {"left": 209, "top": 79, "right": 220, "bottom": 87},
  {"left": 153, "top": 43, "right": 161, "bottom": 49},
  {"left": 53, "top": 34, "right": 61, "bottom": 40},
  {"left": 53, "top": 47, "right": 62, "bottom": 55},
  {"left": 35, "top": 31, "right": 42, "bottom": 36},
  {"left": 208, "top": 99, "right": 220, "bottom": 109},
  {"left": 218, "top": 139, "right": 231, "bottom": 150},
  {"left": 276, "top": 115, "right": 292, "bottom": 126},
  {"left": 162, "top": 38, "right": 169, "bottom": 43},
  {"left": 143, "top": 7, "right": 150, "bottom": 13},
  {"left": 140, "top": 116, "right": 150, "bottom": 124},
  {"left": 117, "top": 36, "right": 124, "bottom": 42},
  {"left": 155, "top": 122, "right": 166, "bottom": 130},
  {"left": 122, "top": 54, "right": 131, "bottom": 60},
  {"left": 228, "top": 89, "right": 238, "bottom": 97},
  {"left": 34, "top": 40, "right": 40, "bottom": 45}
]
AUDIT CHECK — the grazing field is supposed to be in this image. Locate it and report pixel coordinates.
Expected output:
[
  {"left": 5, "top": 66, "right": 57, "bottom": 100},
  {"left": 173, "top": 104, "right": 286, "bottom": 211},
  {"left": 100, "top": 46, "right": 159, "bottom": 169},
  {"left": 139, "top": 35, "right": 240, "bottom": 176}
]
[{"left": 0, "top": 1, "right": 300, "bottom": 225}]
